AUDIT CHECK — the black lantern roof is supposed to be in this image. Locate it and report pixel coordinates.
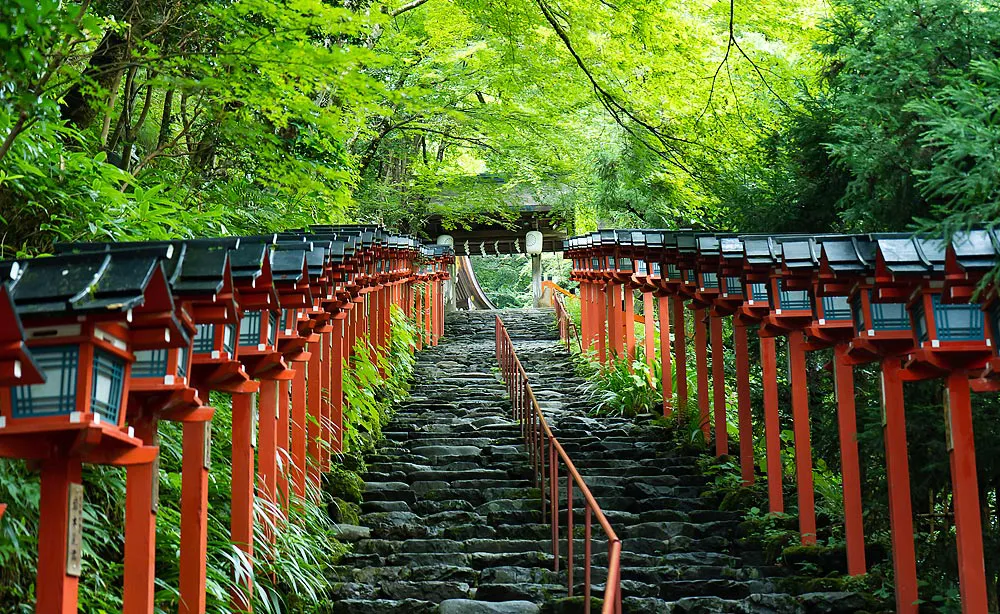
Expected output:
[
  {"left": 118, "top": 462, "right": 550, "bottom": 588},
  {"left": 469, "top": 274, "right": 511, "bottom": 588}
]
[
  {"left": 644, "top": 231, "right": 665, "bottom": 250},
  {"left": 720, "top": 237, "right": 744, "bottom": 262},
  {"left": 269, "top": 248, "right": 308, "bottom": 284},
  {"left": 228, "top": 242, "right": 270, "bottom": 282},
  {"left": 947, "top": 229, "right": 998, "bottom": 272},
  {"left": 875, "top": 234, "right": 946, "bottom": 275},
  {"left": 1, "top": 250, "right": 172, "bottom": 316},
  {"left": 819, "top": 236, "right": 877, "bottom": 274},
  {"left": 676, "top": 233, "right": 698, "bottom": 255},
  {"left": 695, "top": 235, "right": 722, "bottom": 258}
]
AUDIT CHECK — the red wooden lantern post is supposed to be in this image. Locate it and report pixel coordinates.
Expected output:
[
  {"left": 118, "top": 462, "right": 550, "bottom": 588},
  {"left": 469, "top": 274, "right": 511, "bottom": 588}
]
[
  {"left": 0, "top": 252, "right": 168, "bottom": 614},
  {"left": 660, "top": 233, "right": 688, "bottom": 413},
  {"left": 755, "top": 237, "right": 820, "bottom": 546},
  {"left": 641, "top": 231, "right": 673, "bottom": 416},
  {"left": 740, "top": 237, "right": 786, "bottom": 514},
  {"left": 149, "top": 240, "right": 246, "bottom": 614},
  {"left": 610, "top": 231, "right": 637, "bottom": 364},
  {"left": 842, "top": 234, "right": 921, "bottom": 614},
  {"left": 811, "top": 236, "right": 877, "bottom": 576},
  {"left": 586, "top": 234, "right": 608, "bottom": 363},
  {"left": 692, "top": 234, "right": 735, "bottom": 457},
  {"left": 890, "top": 233, "right": 991, "bottom": 614},
  {"left": 718, "top": 237, "right": 755, "bottom": 485},
  {"left": 597, "top": 231, "right": 623, "bottom": 361},
  {"left": 269, "top": 245, "right": 313, "bottom": 512},
  {"left": 676, "top": 234, "right": 710, "bottom": 442},
  {"left": 629, "top": 231, "right": 658, "bottom": 378}
]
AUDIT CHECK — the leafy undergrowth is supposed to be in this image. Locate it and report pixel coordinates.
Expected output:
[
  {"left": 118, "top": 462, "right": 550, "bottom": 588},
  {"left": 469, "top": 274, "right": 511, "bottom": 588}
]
[{"left": 0, "top": 305, "right": 418, "bottom": 613}]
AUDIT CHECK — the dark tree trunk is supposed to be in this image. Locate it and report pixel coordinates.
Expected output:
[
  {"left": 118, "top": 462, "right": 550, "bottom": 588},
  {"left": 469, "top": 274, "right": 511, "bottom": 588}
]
[
  {"left": 158, "top": 89, "right": 174, "bottom": 148},
  {"left": 60, "top": 29, "right": 130, "bottom": 130}
]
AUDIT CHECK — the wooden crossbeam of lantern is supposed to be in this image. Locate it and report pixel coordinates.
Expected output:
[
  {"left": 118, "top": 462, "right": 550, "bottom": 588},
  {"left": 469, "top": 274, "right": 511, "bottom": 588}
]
[{"left": 0, "top": 248, "right": 174, "bottom": 613}]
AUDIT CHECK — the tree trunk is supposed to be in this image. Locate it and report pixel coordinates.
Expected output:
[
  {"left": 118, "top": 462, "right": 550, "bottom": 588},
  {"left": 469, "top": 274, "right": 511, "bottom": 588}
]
[
  {"left": 60, "top": 29, "right": 130, "bottom": 130},
  {"left": 158, "top": 89, "right": 175, "bottom": 148}
]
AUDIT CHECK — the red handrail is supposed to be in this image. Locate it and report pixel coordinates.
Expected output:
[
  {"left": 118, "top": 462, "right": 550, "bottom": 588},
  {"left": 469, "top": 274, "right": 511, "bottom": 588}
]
[
  {"left": 495, "top": 316, "right": 622, "bottom": 614},
  {"left": 554, "top": 294, "right": 582, "bottom": 354}
]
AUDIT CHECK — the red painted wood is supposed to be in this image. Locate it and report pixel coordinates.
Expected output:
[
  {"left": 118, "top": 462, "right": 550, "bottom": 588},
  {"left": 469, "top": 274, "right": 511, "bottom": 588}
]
[
  {"left": 658, "top": 296, "right": 672, "bottom": 417},
  {"left": 673, "top": 296, "right": 688, "bottom": 412},
  {"left": 787, "top": 331, "right": 817, "bottom": 545},
  {"left": 580, "top": 283, "right": 591, "bottom": 351},
  {"left": 642, "top": 293, "right": 656, "bottom": 381},
  {"left": 733, "top": 323, "right": 754, "bottom": 485},
  {"left": 306, "top": 340, "right": 322, "bottom": 491},
  {"left": 760, "top": 336, "right": 783, "bottom": 513},
  {"left": 36, "top": 455, "right": 82, "bottom": 614},
  {"left": 330, "top": 318, "right": 344, "bottom": 454},
  {"left": 711, "top": 315, "right": 727, "bottom": 456},
  {"left": 694, "top": 308, "right": 710, "bottom": 443},
  {"left": 881, "top": 359, "right": 919, "bottom": 614},
  {"left": 277, "top": 379, "right": 290, "bottom": 513},
  {"left": 230, "top": 391, "right": 255, "bottom": 612},
  {"left": 290, "top": 362, "right": 307, "bottom": 500},
  {"left": 597, "top": 284, "right": 607, "bottom": 363},
  {"left": 123, "top": 417, "right": 158, "bottom": 614},
  {"left": 833, "top": 344, "right": 866, "bottom": 575},
  {"left": 320, "top": 331, "right": 332, "bottom": 473},
  {"left": 179, "top": 417, "right": 210, "bottom": 614},
  {"left": 608, "top": 284, "right": 623, "bottom": 360},
  {"left": 624, "top": 288, "right": 636, "bottom": 365},
  {"left": 258, "top": 380, "right": 278, "bottom": 540},
  {"left": 945, "top": 371, "right": 989, "bottom": 614}
]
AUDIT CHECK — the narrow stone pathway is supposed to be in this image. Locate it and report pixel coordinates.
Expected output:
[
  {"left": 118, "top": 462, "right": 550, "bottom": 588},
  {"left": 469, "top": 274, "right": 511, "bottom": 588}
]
[
  {"left": 329, "top": 309, "right": 561, "bottom": 613},
  {"left": 331, "top": 309, "right": 871, "bottom": 614}
]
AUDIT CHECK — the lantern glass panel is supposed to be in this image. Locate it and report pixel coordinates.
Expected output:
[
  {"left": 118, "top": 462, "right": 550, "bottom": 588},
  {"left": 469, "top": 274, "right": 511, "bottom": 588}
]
[
  {"left": 267, "top": 311, "right": 277, "bottom": 346},
  {"left": 177, "top": 347, "right": 188, "bottom": 379},
  {"left": 636, "top": 259, "right": 647, "bottom": 275},
  {"left": 748, "top": 282, "right": 769, "bottom": 304},
  {"left": 591, "top": 257, "right": 601, "bottom": 270},
  {"left": 618, "top": 257, "right": 632, "bottom": 272},
  {"left": 779, "top": 281, "right": 811, "bottom": 311},
  {"left": 649, "top": 262, "right": 660, "bottom": 277},
  {"left": 913, "top": 300, "right": 929, "bottom": 342},
  {"left": 666, "top": 264, "right": 681, "bottom": 279},
  {"left": 608, "top": 256, "right": 617, "bottom": 269},
  {"left": 851, "top": 295, "right": 866, "bottom": 330},
  {"left": 11, "top": 345, "right": 78, "bottom": 418},
  {"left": 931, "top": 295, "right": 985, "bottom": 341},
  {"left": 700, "top": 272, "right": 719, "bottom": 289},
  {"left": 871, "top": 300, "right": 910, "bottom": 331},
  {"left": 240, "top": 311, "right": 262, "bottom": 347},
  {"left": 91, "top": 350, "right": 125, "bottom": 424},
  {"left": 193, "top": 324, "right": 215, "bottom": 353},
  {"left": 725, "top": 276, "right": 743, "bottom": 296},
  {"left": 822, "top": 295, "right": 852, "bottom": 321},
  {"left": 132, "top": 349, "right": 168, "bottom": 378},
  {"left": 223, "top": 324, "right": 236, "bottom": 354}
]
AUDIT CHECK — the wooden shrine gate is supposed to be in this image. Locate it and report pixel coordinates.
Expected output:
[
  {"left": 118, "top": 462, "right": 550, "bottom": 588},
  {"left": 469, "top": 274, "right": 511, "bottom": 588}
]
[
  {"left": 565, "top": 229, "right": 998, "bottom": 614},
  {"left": 0, "top": 227, "right": 451, "bottom": 614}
]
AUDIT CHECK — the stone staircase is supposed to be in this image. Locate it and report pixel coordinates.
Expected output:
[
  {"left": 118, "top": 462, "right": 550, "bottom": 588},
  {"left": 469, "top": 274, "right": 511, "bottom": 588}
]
[{"left": 329, "top": 309, "right": 872, "bottom": 614}]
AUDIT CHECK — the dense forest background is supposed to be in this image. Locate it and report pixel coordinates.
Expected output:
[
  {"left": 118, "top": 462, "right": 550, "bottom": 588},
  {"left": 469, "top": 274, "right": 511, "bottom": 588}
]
[
  {"left": 3, "top": 0, "right": 998, "bottom": 258},
  {"left": 5, "top": 0, "right": 1000, "bottom": 611}
]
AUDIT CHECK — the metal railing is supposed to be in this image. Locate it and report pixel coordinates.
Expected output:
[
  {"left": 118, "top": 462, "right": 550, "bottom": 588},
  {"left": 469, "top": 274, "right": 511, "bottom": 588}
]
[
  {"left": 495, "top": 316, "right": 622, "bottom": 613},
  {"left": 553, "top": 294, "right": 582, "bottom": 353}
]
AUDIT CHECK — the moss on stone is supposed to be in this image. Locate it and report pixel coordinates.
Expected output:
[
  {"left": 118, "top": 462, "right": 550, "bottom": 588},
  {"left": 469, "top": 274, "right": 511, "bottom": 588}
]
[
  {"left": 327, "top": 497, "right": 361, "bottom": 525},
  {"left": 322, "top": 466, "right": 365, "bottom": 504}
]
